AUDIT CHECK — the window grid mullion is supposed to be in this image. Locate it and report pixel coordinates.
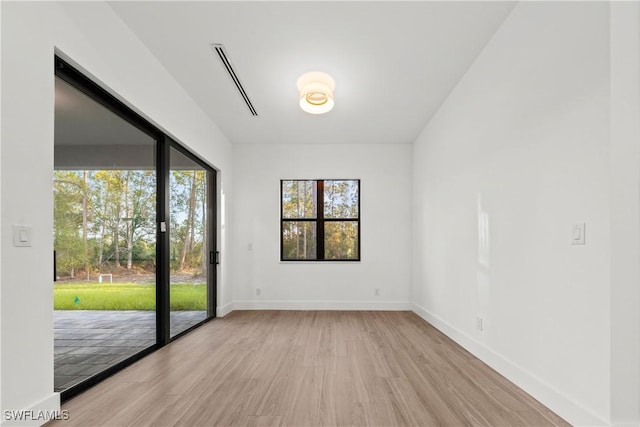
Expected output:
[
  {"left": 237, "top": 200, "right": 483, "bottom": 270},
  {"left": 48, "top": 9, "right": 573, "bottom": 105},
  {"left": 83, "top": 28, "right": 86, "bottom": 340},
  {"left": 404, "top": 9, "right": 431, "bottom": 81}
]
[{"left": 317, "top": 180, "right": 325, "bottom": 260}]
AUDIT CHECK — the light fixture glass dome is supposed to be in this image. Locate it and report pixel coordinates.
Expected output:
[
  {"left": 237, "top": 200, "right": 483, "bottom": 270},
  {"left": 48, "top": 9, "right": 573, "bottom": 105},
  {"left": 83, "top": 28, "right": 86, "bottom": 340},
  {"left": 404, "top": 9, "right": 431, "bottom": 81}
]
[{"left": 297, "top": 72, "right": 335, "bottom": 115}]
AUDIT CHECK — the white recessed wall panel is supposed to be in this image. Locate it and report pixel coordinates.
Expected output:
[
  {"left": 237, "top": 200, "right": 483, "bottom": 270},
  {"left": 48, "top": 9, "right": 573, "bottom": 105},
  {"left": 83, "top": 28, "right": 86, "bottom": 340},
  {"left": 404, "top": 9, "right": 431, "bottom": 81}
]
[
  {"left": 412, "top": 2, "right": 610, "bottom": 425},
  {"left": 232, "top": 143, "right": 411, "bottom": 309}
]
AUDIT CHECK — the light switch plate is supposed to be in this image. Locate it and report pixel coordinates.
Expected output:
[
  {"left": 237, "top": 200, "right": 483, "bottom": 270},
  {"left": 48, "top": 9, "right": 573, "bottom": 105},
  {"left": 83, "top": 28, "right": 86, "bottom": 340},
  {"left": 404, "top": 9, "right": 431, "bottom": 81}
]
[
  {"left": 12, "top": 225, "right": 31, "bottom": 247},
  {"left": 571, "top": 223, "right": 586, "bottom": 245}
]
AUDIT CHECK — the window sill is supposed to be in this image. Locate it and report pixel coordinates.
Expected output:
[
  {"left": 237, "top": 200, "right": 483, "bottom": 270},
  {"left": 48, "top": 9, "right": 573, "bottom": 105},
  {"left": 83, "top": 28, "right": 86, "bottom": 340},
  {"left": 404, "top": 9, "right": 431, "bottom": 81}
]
[{"left": 279, "top": 260, "right": 361, "bottom": 264}]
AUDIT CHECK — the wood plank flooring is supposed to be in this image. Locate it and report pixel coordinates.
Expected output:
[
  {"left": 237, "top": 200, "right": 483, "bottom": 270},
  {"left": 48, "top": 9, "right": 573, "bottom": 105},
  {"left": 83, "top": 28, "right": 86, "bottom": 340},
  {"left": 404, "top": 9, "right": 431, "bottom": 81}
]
[{"left": 48, "top": 311, "right": 570, "bottom": 427}]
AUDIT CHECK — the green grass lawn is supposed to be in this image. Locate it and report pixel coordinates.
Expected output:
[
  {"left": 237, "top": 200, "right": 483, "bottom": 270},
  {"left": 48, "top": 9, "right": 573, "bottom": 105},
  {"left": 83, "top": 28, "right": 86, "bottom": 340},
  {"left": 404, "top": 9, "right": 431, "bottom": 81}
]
[{"left": 54, "top": 282, "right": 206, "bottom": 311}]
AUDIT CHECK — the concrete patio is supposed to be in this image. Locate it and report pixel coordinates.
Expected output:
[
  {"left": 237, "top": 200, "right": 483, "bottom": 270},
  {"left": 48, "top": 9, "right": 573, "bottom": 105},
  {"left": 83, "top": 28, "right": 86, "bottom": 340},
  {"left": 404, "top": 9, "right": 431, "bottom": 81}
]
[{"left": 54, "top": 310, "right": 207, "bottom": 391}]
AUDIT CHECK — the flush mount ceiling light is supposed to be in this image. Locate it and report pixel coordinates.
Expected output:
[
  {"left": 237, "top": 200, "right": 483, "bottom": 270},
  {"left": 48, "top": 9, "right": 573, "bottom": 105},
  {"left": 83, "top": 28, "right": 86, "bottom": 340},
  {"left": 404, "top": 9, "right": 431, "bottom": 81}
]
[{"left": 297, "top": 72, "right": 335, "bottom": 115}]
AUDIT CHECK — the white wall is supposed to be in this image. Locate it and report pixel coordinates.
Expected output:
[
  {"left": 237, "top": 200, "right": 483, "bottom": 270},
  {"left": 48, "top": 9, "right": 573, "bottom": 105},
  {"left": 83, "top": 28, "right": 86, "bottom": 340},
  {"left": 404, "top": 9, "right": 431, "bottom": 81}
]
[
  {"left": 0, "top": 2, "right": 233, "bottom": 424},
  {"left": 4, "top": 1, "right": 639, "bottom": 426},
  {"left": 231, "top": 143, "right": 411, "bottom": 310},
  {"left": 609, "top": 3, "right": 640, "bottom": 426},
  {"left": 412, "top": 3, "right": 612, "bottom": 425}
]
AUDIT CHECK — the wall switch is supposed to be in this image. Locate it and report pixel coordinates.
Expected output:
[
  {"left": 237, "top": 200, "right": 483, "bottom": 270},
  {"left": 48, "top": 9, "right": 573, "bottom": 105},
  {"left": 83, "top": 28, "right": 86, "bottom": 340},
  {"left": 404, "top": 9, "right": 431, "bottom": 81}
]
[
  {"left": 12, "top": 226, "right": 31, "bottom": 247},
  {"left": 571, "top": 223, "right": 586, "bottom": 245},
  {"left": 255, "top": 288, "right": 261, "bottom": 296}
]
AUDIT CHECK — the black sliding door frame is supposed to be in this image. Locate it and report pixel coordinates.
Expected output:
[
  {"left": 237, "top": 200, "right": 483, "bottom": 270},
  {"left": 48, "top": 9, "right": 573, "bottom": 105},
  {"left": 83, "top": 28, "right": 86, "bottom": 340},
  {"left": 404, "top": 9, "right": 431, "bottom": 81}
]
[
  {"left": 157, "top": 136, "right": 171, "bottom": 346},
  {"left": 207, "top": 171, "right": 218, "bottom": 318},
  {"left": 166, "top": 139, "right": 218, "bottom": 340},
  {"left": 54, "top": 56, "right": 218, "bottom": 401}
]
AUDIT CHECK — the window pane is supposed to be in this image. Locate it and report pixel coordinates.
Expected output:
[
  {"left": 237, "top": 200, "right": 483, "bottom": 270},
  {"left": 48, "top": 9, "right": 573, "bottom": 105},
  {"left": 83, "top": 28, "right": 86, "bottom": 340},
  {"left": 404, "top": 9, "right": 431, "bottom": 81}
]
[
  {"left": 325, "top": 221, "right": 359, "bottom": 260},
  {"left": 324, "top": 180, "right": 359, "bottom": 219},
  {"left": 169, "top": 147, "right": 208, "bottom": 338},
  {"left": 282, "top": 221, "right": 317, "bottom": 260},
  {"left": 282, "top": 180, "right": 317, "bottom": 219}
]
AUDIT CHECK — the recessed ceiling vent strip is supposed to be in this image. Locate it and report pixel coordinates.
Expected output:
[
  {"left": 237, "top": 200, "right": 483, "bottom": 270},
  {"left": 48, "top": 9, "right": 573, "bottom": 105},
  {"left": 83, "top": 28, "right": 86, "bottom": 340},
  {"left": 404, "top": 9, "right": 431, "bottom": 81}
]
[{"left": 211, "top": 43, "right": 258, "bottom": 116}]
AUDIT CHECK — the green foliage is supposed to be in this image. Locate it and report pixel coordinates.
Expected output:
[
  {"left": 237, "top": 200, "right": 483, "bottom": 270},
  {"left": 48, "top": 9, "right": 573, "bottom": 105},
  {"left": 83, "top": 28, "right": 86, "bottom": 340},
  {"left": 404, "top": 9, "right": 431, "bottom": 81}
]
[
  {"left": 53, "top": 282, "right": 206, "bottom": 310},
  {"left": 324, "top": 180, "right": 359, "bottom": 218},
  {"left": 132, "top": 240, "right": 155, "bottom": 263},
  {"left": 54, "top": 171, "right": 90, "bottom": 276},
  {"left": 324, "top": 221, "right": 359, "bottom": 259},
  {"left": 54, "top": 168, "right": 207, "bottom": 277}
]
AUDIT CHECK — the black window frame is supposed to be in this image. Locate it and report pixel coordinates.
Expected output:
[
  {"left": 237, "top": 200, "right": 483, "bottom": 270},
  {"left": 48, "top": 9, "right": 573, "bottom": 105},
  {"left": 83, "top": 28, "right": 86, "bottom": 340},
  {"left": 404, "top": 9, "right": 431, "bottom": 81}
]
[{"left": 280, "top": 179, "right": 361, "bottom": 262}]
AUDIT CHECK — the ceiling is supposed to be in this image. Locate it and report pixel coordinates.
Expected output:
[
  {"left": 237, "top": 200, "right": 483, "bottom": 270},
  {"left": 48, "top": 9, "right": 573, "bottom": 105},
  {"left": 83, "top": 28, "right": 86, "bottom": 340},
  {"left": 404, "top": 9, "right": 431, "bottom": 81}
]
[{"left": 108, "top": 1, "right": 515, "bottom": 145}]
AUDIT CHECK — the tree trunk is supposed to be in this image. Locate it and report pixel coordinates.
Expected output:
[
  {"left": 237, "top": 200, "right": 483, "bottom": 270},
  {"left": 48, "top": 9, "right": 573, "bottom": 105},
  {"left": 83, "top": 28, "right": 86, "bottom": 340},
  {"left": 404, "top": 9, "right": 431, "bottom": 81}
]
[
  {"left": 124, "top": 172, "right": 133, "bottom": 270},
  {"left": 114, "top": 198, "right": 121, "bottom": 268},
  {"left": 179, "top": 171, "right": 197, "bottom": 271},
  {"left": 82, "top": 170, "right": 89, "bottom": 278},
  {"left": 201, "top": 173, "right": 207, "bottom": 275},
  {"left": 126, "top": 228, "right": 133, "bottom": 270},
  {"left": 98, "top": 197, "right": 106, "bottom": 267}
]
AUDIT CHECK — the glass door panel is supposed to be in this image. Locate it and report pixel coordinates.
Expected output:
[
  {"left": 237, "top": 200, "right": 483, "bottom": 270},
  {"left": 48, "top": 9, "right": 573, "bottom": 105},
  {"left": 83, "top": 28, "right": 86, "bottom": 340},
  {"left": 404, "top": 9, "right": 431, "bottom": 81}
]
[
  {"left": 54, "top": 76, "right": 157, "bottom": 392},
  {"left": 169, "top": 146, "right": 208, "bottom": 337}
]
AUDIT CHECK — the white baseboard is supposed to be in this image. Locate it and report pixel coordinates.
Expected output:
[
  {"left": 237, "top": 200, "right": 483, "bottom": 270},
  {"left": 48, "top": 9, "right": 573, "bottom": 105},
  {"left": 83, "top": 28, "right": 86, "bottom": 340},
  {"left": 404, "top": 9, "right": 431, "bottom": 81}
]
[
  {"left": 411, "top": 303, "right": 608, "bottom": 427},
  {"left": 216, "top": 302, "right": 234, "bottom": 317},
  {"left": 233, "top": 300, "right": 411, "bottom": 311},
  {"left": 2, "top": 393, "right": 61, "bottom": 427}
]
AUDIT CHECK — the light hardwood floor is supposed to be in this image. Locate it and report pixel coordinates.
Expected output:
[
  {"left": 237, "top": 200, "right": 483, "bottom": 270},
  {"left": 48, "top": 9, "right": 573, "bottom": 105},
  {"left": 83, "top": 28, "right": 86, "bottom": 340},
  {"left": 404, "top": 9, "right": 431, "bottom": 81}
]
[{"left": 48, "top": 311, "right": 570, "bottom": 427}]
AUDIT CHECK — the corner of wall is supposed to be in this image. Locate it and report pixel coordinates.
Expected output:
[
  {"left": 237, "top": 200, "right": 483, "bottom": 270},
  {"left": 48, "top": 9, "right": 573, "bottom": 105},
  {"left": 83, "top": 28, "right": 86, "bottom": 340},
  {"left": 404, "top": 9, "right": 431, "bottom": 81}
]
[
  {"left": 217, "top": 302, "right": 234, "bottom": 317},
  {"left": 410, "top": 2, "right": 615, "bottom": 425},
  {"left": 411, "top": 304, "right": 608, "bottom": 426},
  {"left": 1, "top": 393, "right": 60, "bottom": 427},
  {"left": 609, "top": 2, "right": 640, "bottom": 425}
]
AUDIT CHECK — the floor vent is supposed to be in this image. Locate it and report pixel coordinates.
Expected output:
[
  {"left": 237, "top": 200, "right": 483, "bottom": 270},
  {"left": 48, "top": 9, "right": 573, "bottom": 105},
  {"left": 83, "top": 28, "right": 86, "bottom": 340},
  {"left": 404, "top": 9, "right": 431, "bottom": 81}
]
[{"left": 211, "top": 43, "right": 258, "bottom": 116}]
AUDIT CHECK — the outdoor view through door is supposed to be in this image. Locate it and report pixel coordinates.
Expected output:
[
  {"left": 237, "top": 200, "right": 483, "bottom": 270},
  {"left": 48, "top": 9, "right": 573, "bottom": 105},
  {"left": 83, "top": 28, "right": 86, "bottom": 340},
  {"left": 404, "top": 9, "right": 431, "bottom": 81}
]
[
  {"left": 169, "top": 147, "right": 209, "bottom": 337},
  {"left": 53, "top": 58, "right": 216, "bottom": 398},
  {"left": 54, "top": 76, "right": 158, "bottom": 393}
]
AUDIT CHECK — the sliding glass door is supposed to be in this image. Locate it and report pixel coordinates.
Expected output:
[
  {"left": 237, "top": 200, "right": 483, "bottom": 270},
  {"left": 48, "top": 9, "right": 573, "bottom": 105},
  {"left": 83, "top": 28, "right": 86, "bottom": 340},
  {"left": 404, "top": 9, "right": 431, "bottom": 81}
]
[
  {"left": 54, "top": 57, "right": 217, "bottom": 400},
  {"left": 169, "top": 147, "right": 211, "bottom": 337}
]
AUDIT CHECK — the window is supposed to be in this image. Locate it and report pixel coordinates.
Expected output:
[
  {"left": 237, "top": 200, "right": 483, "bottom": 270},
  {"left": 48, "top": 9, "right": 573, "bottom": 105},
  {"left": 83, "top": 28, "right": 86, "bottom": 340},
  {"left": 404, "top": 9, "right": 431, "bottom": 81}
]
[{"left": 281, "top": 179, "right": 360, "bottom": 261}]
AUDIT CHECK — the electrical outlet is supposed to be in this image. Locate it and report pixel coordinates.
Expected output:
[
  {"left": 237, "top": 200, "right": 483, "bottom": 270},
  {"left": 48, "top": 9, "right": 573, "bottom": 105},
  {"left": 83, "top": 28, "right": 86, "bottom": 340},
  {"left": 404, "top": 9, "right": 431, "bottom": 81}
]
[
  {"left": 374, "top": 288, "right": 380, "bottom": 296},
  {"left": 476, "top": 316, "right": 484, "bottom": 331},
  {"left": 255, "top": 288, "right": 261, "bottom": 296}
]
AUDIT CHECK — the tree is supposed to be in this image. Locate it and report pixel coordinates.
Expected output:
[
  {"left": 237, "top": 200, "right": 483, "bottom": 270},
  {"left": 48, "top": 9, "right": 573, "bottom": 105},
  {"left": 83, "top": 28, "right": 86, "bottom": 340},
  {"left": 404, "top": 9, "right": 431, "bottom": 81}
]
[
  {"left": 54, "top": 171, "right": 89, "bottom": 277},
  {"left": 54, "top": 166, "right": 213, "bottom": 278},
  {"left": 281, "top": 180, "right": 317, "bottom": 259},
  {"left": 122, "top": 171, "right": 156, "bottom": 270},
  {"left": 93, "top": 171, "right": 125, "bottom": 268},
  {"left": 170, "top": 170, "right": 207, "bottom": 273}
]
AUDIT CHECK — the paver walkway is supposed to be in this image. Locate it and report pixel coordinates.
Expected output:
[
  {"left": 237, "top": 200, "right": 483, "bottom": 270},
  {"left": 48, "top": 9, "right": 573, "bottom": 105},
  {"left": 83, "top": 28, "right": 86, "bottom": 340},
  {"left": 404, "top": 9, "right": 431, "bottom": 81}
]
[{"left": 54, "top": 310, "right": 206, "bottom": 391}]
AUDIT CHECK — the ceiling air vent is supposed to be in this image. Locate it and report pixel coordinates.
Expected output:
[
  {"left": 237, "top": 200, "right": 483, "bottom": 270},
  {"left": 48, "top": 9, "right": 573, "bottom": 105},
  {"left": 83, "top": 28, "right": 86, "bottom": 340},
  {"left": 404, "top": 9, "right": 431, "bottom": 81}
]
[{"left": 211, "top": 43, "right": 258, "bottom": 116}]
